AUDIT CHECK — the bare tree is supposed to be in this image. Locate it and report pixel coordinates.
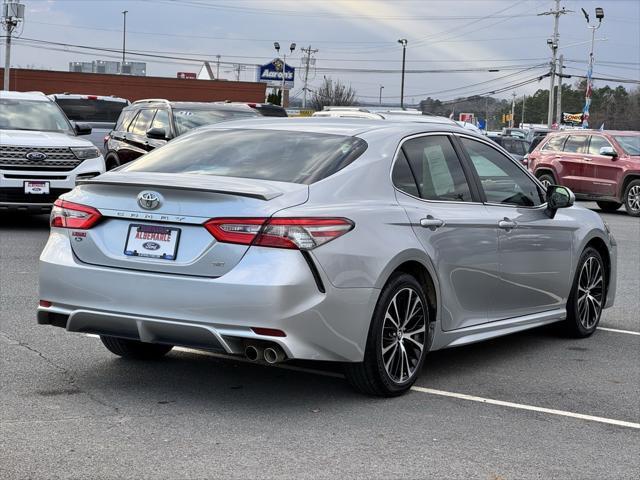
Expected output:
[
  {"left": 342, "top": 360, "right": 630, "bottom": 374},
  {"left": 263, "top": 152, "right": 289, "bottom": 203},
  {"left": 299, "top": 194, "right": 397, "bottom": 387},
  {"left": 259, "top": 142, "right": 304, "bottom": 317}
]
[{"left": 311, "top": 77, "right": 357, "bottom": 111}]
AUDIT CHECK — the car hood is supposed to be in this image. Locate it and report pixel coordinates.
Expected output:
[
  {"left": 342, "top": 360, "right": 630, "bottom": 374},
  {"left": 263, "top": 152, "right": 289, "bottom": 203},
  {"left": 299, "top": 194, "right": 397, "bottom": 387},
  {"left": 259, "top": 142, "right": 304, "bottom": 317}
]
[{"left": 0, "top": 130, "right": 93, "bottom": 148}]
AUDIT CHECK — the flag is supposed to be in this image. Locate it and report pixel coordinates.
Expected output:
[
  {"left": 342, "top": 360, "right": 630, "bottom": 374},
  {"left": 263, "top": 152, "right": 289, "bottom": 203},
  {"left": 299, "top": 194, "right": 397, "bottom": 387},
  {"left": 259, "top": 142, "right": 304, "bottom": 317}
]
[{"left": 599, "top": 123, "right": 605, "bottom": 131}]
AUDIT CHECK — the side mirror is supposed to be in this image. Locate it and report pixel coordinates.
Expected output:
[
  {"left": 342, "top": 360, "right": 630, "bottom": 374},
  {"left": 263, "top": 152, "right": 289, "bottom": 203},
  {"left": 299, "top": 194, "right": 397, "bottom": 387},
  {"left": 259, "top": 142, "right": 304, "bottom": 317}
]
[
  {"left": 74, "top": 122, "right": 92, "bottom": 135},
  {"left": 545, "top": 184, "right": 575, "bottom": 218},
  {"left": 146, "top": 127, "right": 168, "bottom": 140},
  {"left": 599, "top": 146, "right": 618, "bottom": 158}
]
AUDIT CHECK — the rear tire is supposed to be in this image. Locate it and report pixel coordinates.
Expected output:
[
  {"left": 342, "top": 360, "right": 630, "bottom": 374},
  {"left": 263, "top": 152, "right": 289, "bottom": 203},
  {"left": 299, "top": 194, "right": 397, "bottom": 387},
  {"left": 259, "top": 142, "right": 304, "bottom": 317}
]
[
  {"left": 100, "top": 336, "right": 173, "bottom": 359},
  {"left": 537, "top": 172, "right": 556, "bottom": 189},
  {"left": 623, "top": 179, "right": 640, "bottom": 217},
  {"left": 563, "top": 247, "right": 605, "bottom": 338},
  {"left": 344, "top": 273, "right": 429, "bottom": 397},
  {"left": 596, "top": 201, "right": 622, "bottom": 213}
]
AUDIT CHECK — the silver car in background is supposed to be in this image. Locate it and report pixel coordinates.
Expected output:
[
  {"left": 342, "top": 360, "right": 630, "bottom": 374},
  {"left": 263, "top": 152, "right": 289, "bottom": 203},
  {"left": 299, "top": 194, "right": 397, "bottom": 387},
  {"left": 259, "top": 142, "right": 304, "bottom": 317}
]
[{"left": 38, "top": 118, "right": 617, "bottom": 396}]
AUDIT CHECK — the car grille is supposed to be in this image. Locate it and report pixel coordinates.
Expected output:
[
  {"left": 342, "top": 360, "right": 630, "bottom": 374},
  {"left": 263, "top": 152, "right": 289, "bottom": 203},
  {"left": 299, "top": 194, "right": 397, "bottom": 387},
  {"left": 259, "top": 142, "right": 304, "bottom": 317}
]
[
  {"left": 0, "top": 188, "right": 69, "bottom": 204},
  {"left": 0, "top": 145, "right": 83, "bottom": 171}
]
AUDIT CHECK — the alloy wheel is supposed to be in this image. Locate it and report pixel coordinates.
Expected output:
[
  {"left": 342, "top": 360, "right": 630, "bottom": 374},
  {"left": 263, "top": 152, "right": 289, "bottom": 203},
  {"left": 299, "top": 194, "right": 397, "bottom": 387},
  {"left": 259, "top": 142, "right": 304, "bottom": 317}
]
[
  {"left": 627, "top": 185, "right": 640, "bottom": 212},
  {"left": 381, "top": 287, "right": 426, "bottom": 384},
  {"left": 576, "top": 256, "right": 604, "bottom": 330}
]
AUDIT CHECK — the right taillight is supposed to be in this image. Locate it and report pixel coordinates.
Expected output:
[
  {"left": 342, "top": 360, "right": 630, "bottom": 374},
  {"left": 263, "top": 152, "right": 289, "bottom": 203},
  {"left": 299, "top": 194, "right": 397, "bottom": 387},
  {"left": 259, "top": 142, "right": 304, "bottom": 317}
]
[
  {"left": 204, "top": 217, "right": 353, "bottom": 250},
  {"left": 50, "top": 199, "right": 102, "bottom": 229}
]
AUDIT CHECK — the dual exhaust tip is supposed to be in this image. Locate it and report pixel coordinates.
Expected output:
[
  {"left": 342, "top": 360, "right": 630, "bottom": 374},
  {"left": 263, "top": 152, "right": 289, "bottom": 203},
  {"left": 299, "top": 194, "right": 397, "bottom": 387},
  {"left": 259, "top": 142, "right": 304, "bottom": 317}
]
[{"left": 245, "top": 344, "right": 286, "bottom": 364}]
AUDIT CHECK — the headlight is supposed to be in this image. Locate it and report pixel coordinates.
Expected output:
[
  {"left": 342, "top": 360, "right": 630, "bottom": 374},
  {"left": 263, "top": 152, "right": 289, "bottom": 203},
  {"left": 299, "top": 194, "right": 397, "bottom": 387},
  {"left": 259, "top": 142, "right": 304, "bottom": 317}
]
[{"left": 70, "top": 146, "right": 100, "bottom": 160}]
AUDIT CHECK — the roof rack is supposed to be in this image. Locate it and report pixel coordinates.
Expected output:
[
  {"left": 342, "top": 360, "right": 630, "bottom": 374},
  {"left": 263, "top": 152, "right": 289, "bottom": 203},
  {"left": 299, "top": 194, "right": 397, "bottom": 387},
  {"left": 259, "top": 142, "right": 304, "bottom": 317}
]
[
  {"left": 132, "top": 98, "right": 171, "bottom": 105},
  {"left": 323, "top": 106, "right": 371, "bottom": 112}
]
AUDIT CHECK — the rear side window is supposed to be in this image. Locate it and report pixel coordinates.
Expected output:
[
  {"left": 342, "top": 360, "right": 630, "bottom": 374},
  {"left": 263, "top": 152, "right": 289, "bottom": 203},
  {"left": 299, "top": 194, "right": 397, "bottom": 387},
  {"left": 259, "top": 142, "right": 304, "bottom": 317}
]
[
  {"left": 393, "top": 135, "right": 472, "bottom": 202},
  {"left": 122, "top": 129, "right": 368, "bottom": 185},
  {"left": 54, "top": 98, "right": 127, "bottom": 123},
  {"left": 542, "top": 135, "right": 566, "bottom": 152},
  {"left": 129, "top": 109, "right": 155, "bottom": 135},
  {"left": 563, "top": 135, "right": 588, "bottom": 153},
  {"left": 588, "top": 136, "right": 613, "bottom": 155},
  {"left": 391, "top": 150, "right": 421, "bottom": 198}
]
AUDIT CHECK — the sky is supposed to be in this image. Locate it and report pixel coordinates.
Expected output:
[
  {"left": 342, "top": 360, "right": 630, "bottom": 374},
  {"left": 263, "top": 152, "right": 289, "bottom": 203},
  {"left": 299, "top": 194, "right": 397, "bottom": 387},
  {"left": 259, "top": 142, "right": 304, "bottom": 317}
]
[{"left": 3, "top": 0, "right": 639, "bottom": 105}]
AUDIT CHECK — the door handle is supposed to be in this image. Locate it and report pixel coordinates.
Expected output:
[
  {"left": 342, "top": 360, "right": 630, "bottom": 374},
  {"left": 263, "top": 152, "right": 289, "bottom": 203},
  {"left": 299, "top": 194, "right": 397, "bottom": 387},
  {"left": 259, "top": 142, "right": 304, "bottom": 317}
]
[
  {"left": 420, "top": 217, "right": 445, "bottom": 230},
  {"left": 582, "top": 157, "right": 592, "bottom": 162},
  {"left": 498, "top": 218, "right": 517, "bottom": 230}
]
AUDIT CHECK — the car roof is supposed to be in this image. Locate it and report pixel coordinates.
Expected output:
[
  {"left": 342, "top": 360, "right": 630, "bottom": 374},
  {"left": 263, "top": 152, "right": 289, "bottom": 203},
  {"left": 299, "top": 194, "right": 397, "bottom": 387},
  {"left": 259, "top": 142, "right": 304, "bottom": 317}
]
[
  {"left": 129, "top": 99, "right": 254, "bottom": 112},
  {"left": 549, "top": 129, "right": 639, "bottom": 136},
  {"left": 48, "top": 93, "right": 129, "bottom": 103},
  {"left": 1, "top": 90, "right": 51, "bottom": 102},
  {"left": 198, "top": 116, "right": 472, "bottom": 138}
]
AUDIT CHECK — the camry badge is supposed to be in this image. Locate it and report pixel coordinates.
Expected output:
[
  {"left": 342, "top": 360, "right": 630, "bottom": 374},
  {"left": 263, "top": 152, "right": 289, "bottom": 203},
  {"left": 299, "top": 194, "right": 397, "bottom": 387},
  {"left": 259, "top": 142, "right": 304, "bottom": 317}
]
[
  {"left": 25, "top": 151, "right": 47, "bottom": 161},
  {"left": 137, "top": 191, "right": 162, "bottom": 210}
]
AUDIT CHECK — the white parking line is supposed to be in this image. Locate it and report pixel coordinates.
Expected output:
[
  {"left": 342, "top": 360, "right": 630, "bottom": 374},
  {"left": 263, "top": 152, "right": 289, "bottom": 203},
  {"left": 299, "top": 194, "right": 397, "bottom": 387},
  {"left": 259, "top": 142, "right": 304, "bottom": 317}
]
[
  {"left": 597, "top": 327, "right": 640, "bottom": 336},
  {"left": 89, "top": 338, "right": 640, "bottom": 429}
]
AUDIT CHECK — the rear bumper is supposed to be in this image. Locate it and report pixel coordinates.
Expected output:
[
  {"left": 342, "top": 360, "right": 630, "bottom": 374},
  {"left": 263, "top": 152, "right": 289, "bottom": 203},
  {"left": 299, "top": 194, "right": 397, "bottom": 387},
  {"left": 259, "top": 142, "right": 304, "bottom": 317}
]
[{"left": 39, "top": 231, "right": 378, "bottom": 362}]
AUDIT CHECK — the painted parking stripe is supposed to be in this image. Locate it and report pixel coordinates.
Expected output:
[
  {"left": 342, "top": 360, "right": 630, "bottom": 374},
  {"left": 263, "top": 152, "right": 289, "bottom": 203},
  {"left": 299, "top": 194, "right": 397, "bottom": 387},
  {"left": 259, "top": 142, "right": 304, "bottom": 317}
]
[
  {"left": 410, "top": 386, "right": 640, "bottom": 430},
  {"left": 597, "top": 327, "right": 640, "bottom": 336}
]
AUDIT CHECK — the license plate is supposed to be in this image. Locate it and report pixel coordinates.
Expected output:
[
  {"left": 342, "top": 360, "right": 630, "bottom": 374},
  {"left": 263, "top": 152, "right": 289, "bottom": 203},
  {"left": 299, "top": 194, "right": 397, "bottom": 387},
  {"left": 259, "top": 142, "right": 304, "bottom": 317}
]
[
  {"left": 24, "top": 181, "right": 50, "bottom": 194},
  {"left": 124, "top": 224, "right": 181, "bottom": 260}
]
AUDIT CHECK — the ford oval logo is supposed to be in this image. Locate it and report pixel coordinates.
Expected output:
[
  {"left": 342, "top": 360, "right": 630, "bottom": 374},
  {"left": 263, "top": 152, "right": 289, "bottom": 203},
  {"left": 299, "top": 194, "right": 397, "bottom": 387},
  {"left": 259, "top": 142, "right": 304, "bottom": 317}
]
[
  {"left": 25, "top": 151, "right": 47, "bottom": 161},
  {"left": 137, "top": 191, "right": 161, "bottom": 210},
  {"left": 142, "top": 242, "right": 161, "bottom": 251}
]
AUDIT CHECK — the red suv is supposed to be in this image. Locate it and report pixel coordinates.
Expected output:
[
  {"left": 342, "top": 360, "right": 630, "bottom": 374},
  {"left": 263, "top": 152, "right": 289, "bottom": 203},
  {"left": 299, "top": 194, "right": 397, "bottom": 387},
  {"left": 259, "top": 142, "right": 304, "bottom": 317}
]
[{"left": 528, "top": 130, "right": 640, "bottom": 216}]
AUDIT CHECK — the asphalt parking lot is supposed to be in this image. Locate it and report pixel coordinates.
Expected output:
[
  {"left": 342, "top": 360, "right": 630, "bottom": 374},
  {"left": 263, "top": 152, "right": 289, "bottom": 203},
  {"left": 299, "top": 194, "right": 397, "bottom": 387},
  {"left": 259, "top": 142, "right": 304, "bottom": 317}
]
[{"left": 1, "top": 202, "right": 638, "bottom": 479}]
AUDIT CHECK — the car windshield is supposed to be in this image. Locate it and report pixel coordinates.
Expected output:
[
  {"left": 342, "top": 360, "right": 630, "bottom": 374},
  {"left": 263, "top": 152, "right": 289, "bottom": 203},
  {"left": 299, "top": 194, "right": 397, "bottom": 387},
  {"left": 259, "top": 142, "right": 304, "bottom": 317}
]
[
  {"left": 0, "top": 99, "right": 73, "bottom": 133},
  {"left": 613, "top": 135, "right": 640, "bottom": 156},
  {"left": 172, "top": 109, "right": 257, "bottom": 135},
  {"left": 54, "top": 98, "right": 127, "bottom": 123},
  {"left": 122, "top": 128, "right": 368, "bottom": 185}
]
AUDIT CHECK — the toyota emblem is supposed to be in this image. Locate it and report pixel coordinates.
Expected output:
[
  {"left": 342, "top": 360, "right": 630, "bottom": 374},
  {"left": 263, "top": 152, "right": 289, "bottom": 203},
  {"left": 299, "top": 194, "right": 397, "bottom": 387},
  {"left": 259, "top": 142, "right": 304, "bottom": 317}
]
[{"left": 137, "top": 191, "right": 162, "bottom": 210}]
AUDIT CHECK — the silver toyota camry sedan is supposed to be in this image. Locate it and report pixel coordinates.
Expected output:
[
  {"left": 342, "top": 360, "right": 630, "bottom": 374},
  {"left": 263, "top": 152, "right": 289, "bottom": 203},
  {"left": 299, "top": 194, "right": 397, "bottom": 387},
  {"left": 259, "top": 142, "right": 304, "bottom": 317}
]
[{"left": 38, "top": 118, "right": 617, "bottom": 396}]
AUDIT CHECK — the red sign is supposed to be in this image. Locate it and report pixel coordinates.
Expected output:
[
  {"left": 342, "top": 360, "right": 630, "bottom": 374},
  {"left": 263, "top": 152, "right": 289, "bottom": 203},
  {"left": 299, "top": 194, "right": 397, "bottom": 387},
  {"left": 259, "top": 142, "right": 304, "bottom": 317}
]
[
  {"left": 459, "top": 113, "right": 474, "bottom": 123},
  {"left": 177, "top": 72, "right": 197, "bottom": 80}
]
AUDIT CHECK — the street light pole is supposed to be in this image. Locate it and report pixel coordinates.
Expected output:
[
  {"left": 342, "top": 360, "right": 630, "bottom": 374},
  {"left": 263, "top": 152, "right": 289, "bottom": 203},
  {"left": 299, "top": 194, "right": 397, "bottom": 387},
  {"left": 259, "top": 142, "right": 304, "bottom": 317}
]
[
  {"left": 581, "top": 7, "right": 604, "bottom": 128},
  {"left": 121, "top": 10, "right": 128, "bottom": 65},
  {"left": 275, "top": 42, "right": 295, "bottom": 108},
  {"left": 397, "top": 39, "right": 407, "bottom": 109},
  {"left": 379, "top": 85, "right": 384, "bottom": 105}
]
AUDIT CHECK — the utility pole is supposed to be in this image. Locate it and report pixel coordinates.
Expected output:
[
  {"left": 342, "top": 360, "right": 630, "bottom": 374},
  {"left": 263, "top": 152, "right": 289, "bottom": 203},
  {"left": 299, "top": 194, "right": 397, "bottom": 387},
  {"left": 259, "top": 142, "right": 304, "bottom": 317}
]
[
  {"left": 521, "top": 94, "right": 526, "bottom": 127},
  {"left": 121, "top": 10, "right": 128, "bottom": 65},
  {"left": 216, "top": 55, "right": 221, "bottom": 79},
  {"left": 555, "top": 54, "right": 564, "bottom": 125},
  {"left": 510, "top": 91, "right": 516, "bottom": 128},
  {"left": 538, "top": 1, "right": 570, "bottom": 128},
  {"left": 235, "top": 64, "right": 241, "bottom": 81},
  {"left": 300, "top": 45, "right": 318, "bottom": 109},
  {"left": 398, "top": 39, "right": 408, "bottom": 109},
  {"left": 2, "top": 1, "right": 25, "bottom": 91},
  {"left": 379, "top": 85, "right": 384, "bottom": 105}
]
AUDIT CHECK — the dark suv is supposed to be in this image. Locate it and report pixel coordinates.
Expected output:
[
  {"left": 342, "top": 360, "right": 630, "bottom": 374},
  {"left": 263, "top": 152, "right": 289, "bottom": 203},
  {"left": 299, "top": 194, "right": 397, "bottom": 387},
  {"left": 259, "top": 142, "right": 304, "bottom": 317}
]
[
  {"left": 528, "top": 130, "right": 640, "bottom": 216},
  {"left": 103, "top": 99, "right": 259, "bottom": 169}
]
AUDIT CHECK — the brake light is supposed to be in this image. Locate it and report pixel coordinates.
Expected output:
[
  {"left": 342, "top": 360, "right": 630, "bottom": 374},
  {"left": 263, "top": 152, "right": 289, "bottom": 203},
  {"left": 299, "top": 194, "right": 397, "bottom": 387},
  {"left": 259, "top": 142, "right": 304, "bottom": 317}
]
[
  {"left": 87, "top": 95, "right": 98, "bottom": 100},
  {"left": 50, "top": 199, "right": 102, "bottom": 229},
  {"left": 204, "top": 217, "right": 353, "bottom": 250}
]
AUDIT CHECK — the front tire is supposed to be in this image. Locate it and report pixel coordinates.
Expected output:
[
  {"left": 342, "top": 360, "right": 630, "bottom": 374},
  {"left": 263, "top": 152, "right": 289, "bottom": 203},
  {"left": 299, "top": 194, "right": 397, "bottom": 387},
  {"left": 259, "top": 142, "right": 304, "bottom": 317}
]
[
  {"left": 100, "top": 336, "right": 173, "bottom": 359},
  {"left": 596, "top": 201, "right": 622, "bottom": 213},
  {"left": 105, "top": 154, "right": 121, "bottom": 171},
  {"left": 623, "top": 179, "right": 640, "bottom": 217},
  {"left": 344, "top": 273, "right": 429, "bottom": 396},
  {"left": 563, "top": 247, "right": 605, "bottom": 338},
  {"left": 537, "top": 172, "right": 556, "bottom": 189}
]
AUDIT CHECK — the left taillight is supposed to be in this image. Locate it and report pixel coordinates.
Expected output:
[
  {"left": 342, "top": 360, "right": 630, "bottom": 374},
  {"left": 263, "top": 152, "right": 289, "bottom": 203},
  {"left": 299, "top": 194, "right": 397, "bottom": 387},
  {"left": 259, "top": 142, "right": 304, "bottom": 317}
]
[
  {"left": 204, "top": 217, "right": 354, "bottom": 250},
  {"left": 50, "top": 199, "right": 102, "bottom": 229}
]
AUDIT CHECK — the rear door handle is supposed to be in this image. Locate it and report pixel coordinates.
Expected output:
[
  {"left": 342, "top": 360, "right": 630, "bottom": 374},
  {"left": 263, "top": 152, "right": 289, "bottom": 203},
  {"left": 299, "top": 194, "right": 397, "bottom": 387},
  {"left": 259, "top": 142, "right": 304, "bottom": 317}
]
[
  {"left": 420, "top": 217, "right": 445, "bottom": 230},
  {"left": 498, "top": 218, "right": 517, "bottom": 230}
]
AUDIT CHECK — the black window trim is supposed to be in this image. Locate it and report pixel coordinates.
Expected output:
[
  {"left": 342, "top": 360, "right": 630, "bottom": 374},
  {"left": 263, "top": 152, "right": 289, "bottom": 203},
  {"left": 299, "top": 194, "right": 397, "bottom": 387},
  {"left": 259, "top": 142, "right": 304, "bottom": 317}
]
[
  {"left": 389, "top": 132, "right": 483, "bottom": 205},
  {"left": 453, "top": 133, "right": 548, "bottom": 211}
]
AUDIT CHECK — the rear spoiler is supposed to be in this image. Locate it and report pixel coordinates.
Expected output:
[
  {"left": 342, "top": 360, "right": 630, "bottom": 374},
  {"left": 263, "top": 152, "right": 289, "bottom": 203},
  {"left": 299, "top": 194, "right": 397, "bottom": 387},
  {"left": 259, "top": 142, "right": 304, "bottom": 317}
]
[{"left": 80, "top": 172, "right": 286, "bottom": 201}]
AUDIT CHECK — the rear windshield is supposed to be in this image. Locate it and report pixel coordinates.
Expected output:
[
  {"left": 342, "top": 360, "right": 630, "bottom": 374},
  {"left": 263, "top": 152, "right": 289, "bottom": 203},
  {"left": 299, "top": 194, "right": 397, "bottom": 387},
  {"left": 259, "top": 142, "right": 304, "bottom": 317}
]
[
  {"left": 613, "top": 135, "right": 639, "bottom": 156},
  {"left": 54, "top": 98, "right": 128, "bottom": 123},
  {"left": 122, "top": 129, "right": 368, "bottom": 184},
  {"left": 172, "top": 109, "right": 257, "bottom": 135}
]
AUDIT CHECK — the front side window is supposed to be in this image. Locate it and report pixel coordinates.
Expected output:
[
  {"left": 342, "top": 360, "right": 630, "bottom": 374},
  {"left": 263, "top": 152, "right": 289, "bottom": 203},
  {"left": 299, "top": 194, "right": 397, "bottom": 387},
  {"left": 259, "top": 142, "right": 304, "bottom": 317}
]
[
  {"left": 172, "top": 109, "right": 257, "bottom": 135},
  {"left": 122, "top": 129, "right": 367, "bottom": 185},
  {"left": 588, "top": 136, "right": 613, "bottom": 155},
  {"left": 542, "top": 135, "right": 566, "bottom": 152},
  {"left": 115, "top": 109, "right": 136, "bottom": 131},
  {"left": 151, "top": 109, "right": 170, "bottom": 132},
  {"left": 563, "top": 135, "right": 589, "bottom": 153},
  {"left": 129, "top": 109, "right": 155, "bottom": 136},
  {"left": 0, "top": 99, "right": 72, "bottom": 133},
  {"left": 461, "top": 137, "right": 544, "bottom": 207},
  {"left": 393, "top": 135, "right": 472, "bottom": 202}
]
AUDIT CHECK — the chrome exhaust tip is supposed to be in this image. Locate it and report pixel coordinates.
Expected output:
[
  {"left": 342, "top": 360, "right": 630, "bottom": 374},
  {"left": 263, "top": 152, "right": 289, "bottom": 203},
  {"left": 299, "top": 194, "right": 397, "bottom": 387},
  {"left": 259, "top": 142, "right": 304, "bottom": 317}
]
[
  {"left": 263, "top": 346, "right": 285, "bottom": 364},
  {"left": 245, "top": 345, "right": 262, "bottom": 361}
]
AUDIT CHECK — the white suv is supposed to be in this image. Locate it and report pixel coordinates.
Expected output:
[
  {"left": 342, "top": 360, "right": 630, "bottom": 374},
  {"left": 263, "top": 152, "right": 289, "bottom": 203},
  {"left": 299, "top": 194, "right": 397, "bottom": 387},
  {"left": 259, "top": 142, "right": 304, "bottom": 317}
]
[{"left": 0, "top": 91, "right": 106, "bottom": 212}]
